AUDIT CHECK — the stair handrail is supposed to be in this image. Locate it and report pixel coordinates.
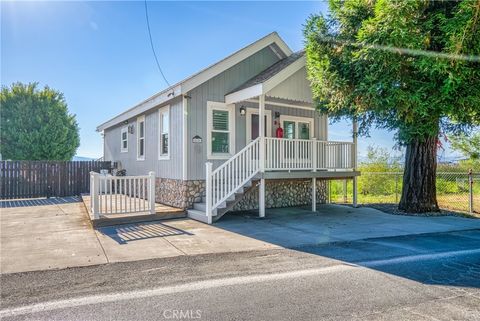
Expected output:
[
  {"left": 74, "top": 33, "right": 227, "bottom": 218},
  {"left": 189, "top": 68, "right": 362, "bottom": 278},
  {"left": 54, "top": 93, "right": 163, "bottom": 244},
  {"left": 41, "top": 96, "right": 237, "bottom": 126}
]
[{"left": 206, "top": 137, "right": 261, "bottom": 221}]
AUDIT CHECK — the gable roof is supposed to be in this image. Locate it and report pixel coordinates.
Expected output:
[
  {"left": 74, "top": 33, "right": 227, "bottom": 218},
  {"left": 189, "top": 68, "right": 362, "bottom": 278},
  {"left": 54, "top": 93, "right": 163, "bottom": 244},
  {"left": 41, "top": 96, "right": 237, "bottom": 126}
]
[
  {"left": 225, "top": 50, "right": 306, "bottom": 104},
  {"left": 96, "top": 32, "right": 292, "bottom": 132},
  {"left": 228, "top": 50, "right": 305, "bottom": 94}
]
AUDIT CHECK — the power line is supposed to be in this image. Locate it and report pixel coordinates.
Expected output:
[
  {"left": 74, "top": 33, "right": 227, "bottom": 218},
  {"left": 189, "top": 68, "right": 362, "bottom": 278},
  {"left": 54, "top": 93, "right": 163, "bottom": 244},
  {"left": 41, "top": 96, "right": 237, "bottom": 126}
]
[
  {"left": 144, "top": 0, "right": 171, "bottom": 87},
  {"left": 315, "top": 34, "right": 480, "bottom": 62}
]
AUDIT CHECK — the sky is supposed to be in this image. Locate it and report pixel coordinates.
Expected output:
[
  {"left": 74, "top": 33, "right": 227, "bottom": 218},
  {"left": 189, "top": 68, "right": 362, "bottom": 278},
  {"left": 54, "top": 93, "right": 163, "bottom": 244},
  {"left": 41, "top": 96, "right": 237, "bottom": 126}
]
[{"left": 1, "top": 1, "right": 459, "bottom": 160}]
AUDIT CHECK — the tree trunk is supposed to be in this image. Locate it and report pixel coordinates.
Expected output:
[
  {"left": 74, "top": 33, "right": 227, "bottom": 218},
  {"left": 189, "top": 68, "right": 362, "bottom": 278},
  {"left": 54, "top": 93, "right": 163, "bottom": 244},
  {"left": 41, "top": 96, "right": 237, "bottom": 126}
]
[{"left": 399, "top": 136, "right": 440, "bottom": 213}]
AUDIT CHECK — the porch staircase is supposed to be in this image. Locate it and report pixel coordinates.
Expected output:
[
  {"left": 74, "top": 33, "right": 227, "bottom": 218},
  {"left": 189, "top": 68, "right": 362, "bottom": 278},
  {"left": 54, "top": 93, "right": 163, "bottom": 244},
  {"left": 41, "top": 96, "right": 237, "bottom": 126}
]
[
  {"left": 188, "top": 137, "right": 261, "bottom": 224},
  {"left": 187, "top": 180, "right": 257, "bottom": 223}
]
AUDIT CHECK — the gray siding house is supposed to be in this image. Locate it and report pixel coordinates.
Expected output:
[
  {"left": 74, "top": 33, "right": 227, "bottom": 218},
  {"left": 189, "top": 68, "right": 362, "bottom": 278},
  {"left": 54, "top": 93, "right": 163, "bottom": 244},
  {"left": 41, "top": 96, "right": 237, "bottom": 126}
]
[{"left": 98, "top": 32, "right": 359, "bottom": 224}]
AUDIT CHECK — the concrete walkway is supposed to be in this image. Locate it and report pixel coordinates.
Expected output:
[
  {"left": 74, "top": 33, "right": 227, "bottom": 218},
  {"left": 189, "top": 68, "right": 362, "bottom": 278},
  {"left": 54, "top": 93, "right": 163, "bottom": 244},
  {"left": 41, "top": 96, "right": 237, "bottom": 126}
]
[{"left": 1, "top": 200, "right": 479, "bottom": 274}]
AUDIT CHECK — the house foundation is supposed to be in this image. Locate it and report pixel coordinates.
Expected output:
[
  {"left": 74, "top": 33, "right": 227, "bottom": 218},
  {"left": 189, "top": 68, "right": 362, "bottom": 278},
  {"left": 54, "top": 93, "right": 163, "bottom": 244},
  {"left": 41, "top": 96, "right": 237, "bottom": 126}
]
[
  {"left": 155, "top": 177, "right": 327, "bottom": 211},
  {"left": 233, "top": 179, "right": 328, "bottom": 211},
  {"left": 155, "top": 178, "right": 205, "bottom": 209}
]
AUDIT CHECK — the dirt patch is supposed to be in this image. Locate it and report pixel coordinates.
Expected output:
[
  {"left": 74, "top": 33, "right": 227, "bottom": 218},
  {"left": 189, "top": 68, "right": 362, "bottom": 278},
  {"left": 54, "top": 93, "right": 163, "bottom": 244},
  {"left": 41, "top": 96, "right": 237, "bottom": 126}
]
[{"left": 360, "top": 203, "right": 480, "bottom": 219}]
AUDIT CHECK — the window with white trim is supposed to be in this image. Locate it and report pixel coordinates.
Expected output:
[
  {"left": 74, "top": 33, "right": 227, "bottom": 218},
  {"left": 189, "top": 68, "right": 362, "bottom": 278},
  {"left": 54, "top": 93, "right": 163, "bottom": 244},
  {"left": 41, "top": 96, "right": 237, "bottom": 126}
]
[
  {"left": 279, "top": 115, "right": 314, "bottom": 139},
  {"left": 120, "top": 127, "right": 128, "bottom": 153},
  {"left": 137, "top": 115, "right": 145, "bottom": 160},
  {"left": 158, "top": 105, "right": 170, "bottom": 159},
  {"left": 207, "top": 102, "right": 235, "bottom": 159}
]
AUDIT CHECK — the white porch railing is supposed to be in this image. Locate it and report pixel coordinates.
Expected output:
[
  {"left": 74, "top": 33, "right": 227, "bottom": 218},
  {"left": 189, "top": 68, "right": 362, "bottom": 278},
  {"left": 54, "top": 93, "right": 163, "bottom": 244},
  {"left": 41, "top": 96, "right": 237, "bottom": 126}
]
[
  {"left": 205, "top": 137, "right": 261, "bottom": 223},
  {"left": 204, "top": 137, "right": 355, "bottom": 220},
  {"left": 90, "top": 171, "right": 156, "bottom": 219},
  {"left": 265, "top": 138, "right": 355, "bottom": 171}
]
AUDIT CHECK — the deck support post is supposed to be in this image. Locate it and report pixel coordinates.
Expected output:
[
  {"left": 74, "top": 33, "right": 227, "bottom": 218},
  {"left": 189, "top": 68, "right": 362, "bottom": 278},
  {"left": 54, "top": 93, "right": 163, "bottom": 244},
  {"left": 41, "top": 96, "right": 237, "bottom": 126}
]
[
  {"left": 259, "top": 178, "right": 265, "bottom": 218},
  {"left": 352, "top": 120, "right": 358, "bottom": 208},
  {"left": 312, "top": 177, "right": 317, "bottom": 212},
  {"left": 258, "top": 94, "right": 266, "bottom": 218},
  {"left": 312, "top": 140, "right": 317, "bottom": 212},
  {"left": 148, "top": 171, "right": 156, "bottom": 214}
]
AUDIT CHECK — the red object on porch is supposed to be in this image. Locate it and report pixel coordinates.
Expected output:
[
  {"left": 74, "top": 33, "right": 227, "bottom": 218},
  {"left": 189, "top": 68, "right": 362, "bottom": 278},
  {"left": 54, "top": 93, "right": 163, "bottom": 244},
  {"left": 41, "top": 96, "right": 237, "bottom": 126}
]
[{"left": 276, "top": 126, "right": 284, "bottom": 138}]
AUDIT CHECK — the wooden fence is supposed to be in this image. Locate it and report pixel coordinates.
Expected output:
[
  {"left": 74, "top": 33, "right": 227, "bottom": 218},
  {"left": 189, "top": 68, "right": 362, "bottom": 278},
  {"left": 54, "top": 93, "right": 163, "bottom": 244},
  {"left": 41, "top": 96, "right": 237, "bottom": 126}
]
[{"left": 0, "top": 160, "right": 115, "bottom": 199}]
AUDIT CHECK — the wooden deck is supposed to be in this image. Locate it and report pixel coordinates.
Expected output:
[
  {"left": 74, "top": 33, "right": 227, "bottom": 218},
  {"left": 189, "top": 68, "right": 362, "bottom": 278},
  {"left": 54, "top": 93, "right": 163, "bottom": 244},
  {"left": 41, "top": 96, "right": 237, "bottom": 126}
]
[{"left": 81, "top": 194, "right": 185, "bottom": 227}]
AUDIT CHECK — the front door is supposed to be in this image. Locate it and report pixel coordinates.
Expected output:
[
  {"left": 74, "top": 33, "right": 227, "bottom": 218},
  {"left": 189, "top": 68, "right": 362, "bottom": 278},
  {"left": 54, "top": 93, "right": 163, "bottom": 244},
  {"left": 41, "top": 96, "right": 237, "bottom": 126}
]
[{"left": 246, "top": 108, "right": 272, "bottom": 142}]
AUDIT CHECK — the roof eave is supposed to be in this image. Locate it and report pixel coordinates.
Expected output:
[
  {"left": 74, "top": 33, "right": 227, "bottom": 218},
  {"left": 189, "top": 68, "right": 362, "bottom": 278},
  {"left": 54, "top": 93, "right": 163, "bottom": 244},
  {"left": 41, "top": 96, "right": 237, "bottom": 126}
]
[{"left": 96, "top": 84, "right": 182, "bottom": 132}]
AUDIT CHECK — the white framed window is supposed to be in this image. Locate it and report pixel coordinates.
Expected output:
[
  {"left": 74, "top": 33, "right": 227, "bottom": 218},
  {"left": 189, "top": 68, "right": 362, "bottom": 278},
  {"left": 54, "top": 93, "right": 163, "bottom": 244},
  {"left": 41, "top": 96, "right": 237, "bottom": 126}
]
[
  {"left": 120, "top": 127, "right": 128, "bottom": 153},
  {"left": 137, "top": 115, "right": 145, "bottom": 160},
  {"left": 246, "top": 108, "right": 272, "bottom": 142},
  {"left": 207, "top": 101, "right": 235, "bottom": 159},
  {"left": 279, "top": 115, "right": 314, "bottom": 139},
  {"left": 158, "top": 105, "right": 170, "bottom": 160}
]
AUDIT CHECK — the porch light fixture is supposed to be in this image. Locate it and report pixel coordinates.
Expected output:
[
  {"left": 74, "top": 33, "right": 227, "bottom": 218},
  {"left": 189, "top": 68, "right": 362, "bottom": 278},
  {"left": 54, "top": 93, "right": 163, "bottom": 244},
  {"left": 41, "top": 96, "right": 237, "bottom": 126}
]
[{"left": 239, "top": 106, "right": 246, "bottom": 116}]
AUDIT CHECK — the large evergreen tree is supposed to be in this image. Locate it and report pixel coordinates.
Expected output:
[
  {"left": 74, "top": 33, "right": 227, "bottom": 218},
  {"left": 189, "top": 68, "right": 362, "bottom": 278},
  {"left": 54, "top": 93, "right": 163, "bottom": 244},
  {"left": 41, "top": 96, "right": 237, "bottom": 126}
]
[
  {"left": 304, "top": 0, "right": 480, "bottom": 212},
  {"left": 1, "top": 82, "right": 80, "bottom": 160}
]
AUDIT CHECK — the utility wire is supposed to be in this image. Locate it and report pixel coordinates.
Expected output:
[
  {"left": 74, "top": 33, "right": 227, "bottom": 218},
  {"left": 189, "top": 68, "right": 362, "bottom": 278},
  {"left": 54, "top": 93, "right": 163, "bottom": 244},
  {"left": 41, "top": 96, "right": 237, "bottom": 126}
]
[{"left": 144, "top": 0, "right": 171, "bottom": 87}]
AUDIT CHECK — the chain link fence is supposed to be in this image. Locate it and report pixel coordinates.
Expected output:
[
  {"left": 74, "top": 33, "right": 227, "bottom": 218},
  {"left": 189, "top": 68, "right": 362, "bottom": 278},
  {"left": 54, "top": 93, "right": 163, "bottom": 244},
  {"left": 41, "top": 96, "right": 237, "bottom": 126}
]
[{"left": 328, "top": 171, "right": 479, "bottom": 214}]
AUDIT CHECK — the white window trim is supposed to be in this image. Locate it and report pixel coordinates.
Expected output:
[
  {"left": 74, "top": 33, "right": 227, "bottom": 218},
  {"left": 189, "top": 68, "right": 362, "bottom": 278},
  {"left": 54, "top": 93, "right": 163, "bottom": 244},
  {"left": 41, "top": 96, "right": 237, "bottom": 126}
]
[
  {"left": 279, "top": 115, "right": 315, "bottom": 139},
  {"left": 246, "top": 107, "right": 272, "bottom": 142},
  {"left": 207, "top": 101, "right": 235, "bottom": 160},
  {"left": 158, "top": 105, "right": 170, "bottom": 160},
  {"left": 120, "top": 127, "right": 128, "bottom": 153},
  {"left": 137, "top": 115, "right": 145, "bottom": 161}
]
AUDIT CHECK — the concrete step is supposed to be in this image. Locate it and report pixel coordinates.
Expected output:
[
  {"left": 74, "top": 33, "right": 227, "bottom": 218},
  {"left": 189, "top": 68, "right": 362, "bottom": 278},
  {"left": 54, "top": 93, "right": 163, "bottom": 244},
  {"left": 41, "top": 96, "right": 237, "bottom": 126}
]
[
  {"left": 193, "top": 202, "right": 207, "bottom": 212},
  {"left": 187, "top": 209, "right": 209, "bottom": 223},
  {"left": 193, "top": 202, "right": 223, "bottom": 212}
]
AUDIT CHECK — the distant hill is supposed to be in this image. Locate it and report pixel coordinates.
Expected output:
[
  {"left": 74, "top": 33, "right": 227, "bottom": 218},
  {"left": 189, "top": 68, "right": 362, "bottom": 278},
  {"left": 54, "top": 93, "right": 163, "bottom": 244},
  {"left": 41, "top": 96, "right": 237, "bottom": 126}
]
[{"left": 72, "top": 156, "right": 96, "bottom": 161}]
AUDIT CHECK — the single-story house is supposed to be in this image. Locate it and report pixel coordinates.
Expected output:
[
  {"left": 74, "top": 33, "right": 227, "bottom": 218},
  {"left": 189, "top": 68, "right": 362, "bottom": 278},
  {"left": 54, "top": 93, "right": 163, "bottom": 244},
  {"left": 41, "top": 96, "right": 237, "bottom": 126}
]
[{"left": 97, "top": 32, "right": 360, "bottom": 224}]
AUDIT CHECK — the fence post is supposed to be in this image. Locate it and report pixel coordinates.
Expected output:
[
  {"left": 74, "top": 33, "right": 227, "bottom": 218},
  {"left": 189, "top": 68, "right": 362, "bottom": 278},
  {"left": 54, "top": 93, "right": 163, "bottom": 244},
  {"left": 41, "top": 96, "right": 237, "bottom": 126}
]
[
  {"left": 469, "top": 169, "right": 474, "bottom": 214},
  {"left": 205, "top": 162, "right": 213, "bottom": 224},
  {"left": 149, "top": 171, "right": 156, "bottom": 214},
  {"left": 352, "top": 120, "right": 358, "bottom": 207},
  {"left": 90, "top": 171, "right": 100, "bottom": 219}
]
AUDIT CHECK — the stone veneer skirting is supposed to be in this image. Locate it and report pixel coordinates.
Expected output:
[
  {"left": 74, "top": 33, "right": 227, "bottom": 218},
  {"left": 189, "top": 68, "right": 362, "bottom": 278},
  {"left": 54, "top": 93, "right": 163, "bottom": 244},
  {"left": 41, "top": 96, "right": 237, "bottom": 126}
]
[
  {"left": 233, "top": 179, "right": 327, "bottom": 211},
  {"left": 155, "top": 178, "right": 205, "bottom": 209},
  {"left": 155, "top": 177, "right": 327, "bottom": 211}
]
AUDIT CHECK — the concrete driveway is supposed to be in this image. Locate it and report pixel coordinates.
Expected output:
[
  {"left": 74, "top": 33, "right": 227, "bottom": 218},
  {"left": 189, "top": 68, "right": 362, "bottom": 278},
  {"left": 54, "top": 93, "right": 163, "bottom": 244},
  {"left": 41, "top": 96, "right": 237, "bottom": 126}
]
[
  {"left": 1, "top": 199, "right": 479, "bottom": 274},
  {"left": 0, "top": 199, "right": 276, "bottom": 274},
  {"left": 218, "top": 205, "right": 480, "bottom": 248}
]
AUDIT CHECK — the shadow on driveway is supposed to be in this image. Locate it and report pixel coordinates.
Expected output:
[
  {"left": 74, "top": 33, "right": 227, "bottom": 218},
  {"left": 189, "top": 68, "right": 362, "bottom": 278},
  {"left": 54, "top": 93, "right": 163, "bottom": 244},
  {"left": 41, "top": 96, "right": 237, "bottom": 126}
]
[
  {"left": 0, "top": 197, "right": 81, "bottom": 208},
  {"left": 98, "top": 221, "right": 193, "bottom": 245},
  {"left": 216, "top": 204, "right": 480, "bottom": 288}
]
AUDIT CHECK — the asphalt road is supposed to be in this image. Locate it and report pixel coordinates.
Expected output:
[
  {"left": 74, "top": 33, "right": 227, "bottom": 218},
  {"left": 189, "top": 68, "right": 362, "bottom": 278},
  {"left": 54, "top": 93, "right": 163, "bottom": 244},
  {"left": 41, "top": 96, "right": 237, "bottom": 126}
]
[{"left": 1, "top": 229, "right": 479, "bottom": 321}]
